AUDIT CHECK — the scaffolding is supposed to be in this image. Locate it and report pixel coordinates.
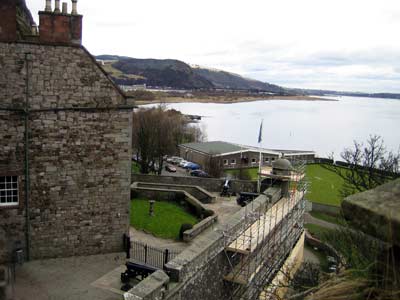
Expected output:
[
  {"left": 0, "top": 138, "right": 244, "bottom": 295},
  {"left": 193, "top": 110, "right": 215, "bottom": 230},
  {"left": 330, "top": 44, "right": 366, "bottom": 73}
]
[{"left": 222, "top": 162, "right": 307, "bottom": 300}]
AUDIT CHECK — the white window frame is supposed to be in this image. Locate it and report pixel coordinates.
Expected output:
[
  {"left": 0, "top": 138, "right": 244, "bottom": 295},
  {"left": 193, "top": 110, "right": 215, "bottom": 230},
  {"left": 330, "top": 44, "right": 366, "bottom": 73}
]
[
  {"left": 251, "top": 158, "right": 257, "bottom": 164},
  {"left": 223, "top": 159, "right": 228, "bottom": 165},
  {"left": 230, "top": 159, "right": 236, "bottom": 165},
  {"left": 0, "top": 176, "right": 19, "bottom": 206},
  {"left": 264, "top": 157, "right": 269, "bottom": 163}
]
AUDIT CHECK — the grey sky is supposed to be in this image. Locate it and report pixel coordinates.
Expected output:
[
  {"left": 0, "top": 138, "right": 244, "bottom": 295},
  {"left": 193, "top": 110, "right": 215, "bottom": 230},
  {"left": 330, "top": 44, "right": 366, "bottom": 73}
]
[{"left": 28, "top": 0, "right": 400, "bottom": 93}]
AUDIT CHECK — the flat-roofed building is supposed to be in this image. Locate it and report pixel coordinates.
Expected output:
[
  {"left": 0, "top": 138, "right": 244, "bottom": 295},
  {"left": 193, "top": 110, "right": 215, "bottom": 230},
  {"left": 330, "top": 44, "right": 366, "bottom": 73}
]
[{"left": 179, "top": 141, "right": 315, "bottom": 169}]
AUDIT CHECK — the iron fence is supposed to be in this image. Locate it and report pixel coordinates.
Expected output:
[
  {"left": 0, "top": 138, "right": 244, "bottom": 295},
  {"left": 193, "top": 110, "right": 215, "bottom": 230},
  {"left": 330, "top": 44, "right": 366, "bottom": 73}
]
[{"left": 130, "top": 240, "right": 180, "bottom": 269}]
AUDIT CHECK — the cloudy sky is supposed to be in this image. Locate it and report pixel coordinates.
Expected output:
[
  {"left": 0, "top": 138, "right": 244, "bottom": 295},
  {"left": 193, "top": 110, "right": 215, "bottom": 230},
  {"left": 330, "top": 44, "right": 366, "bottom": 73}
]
[{"left": 27, "top": 0, "right": 400, "bottom": 93}]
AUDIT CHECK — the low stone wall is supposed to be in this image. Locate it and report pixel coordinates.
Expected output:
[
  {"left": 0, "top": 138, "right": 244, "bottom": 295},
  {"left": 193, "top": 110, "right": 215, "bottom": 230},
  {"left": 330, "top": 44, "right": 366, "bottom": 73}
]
[
  {"left": 183, "top": 215, "right": 218, "bottom": 242},
  {"left": 133, "top": 182, "right": 215, "bottom": 204},
  {"left": 131, "top": 186, "right": 213, "bottom": 219},
  {"left": 305, "top": 231, "right": 343, "bottom": 267},
  {"left": 131, "top": 174, "right": 257, "bottom": 194},
  {"left": 131, "top": 184, "right": 216, "bottom": 241},
  {"left": 124, "top": 270, "right": 169, "bottom": 300}
]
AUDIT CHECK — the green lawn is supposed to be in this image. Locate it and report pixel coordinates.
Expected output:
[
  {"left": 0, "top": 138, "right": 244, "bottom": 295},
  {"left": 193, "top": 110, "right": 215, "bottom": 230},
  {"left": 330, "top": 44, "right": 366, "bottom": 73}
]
[
  {"left": 305, "top": 164, "right": 345, "bottom": 206},
  {"left": 225, "top": 164, "right": 346, "bottom": 207},
  {"left": 130, "top": 198, "right": 198, "bottom": 239}
]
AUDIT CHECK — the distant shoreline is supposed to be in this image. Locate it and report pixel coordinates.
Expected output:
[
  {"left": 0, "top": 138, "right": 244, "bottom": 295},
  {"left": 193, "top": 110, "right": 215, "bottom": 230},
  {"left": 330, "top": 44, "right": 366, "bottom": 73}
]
[{"left": 135, "top": 95, "right": 337, "bottom": 105}]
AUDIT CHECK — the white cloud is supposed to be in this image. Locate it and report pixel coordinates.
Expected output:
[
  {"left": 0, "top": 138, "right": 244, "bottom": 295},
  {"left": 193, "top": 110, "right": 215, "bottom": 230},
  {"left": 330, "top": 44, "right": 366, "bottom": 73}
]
[{"left": 26, "top": 0, "right": 400, "bottom": 93}]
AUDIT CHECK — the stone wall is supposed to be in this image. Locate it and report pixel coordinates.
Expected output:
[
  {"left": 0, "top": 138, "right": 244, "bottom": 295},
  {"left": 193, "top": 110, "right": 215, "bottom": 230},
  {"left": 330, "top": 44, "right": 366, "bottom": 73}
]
[
  {"left": 131, "top": 174, "right": 257, "bottom": 194},
  {"left": 0, "top": 41, "right": 132, "bottom": 262},
  {"left": 125, "top": 186, "right": 305, "bottom": 300},
  {"left": 0, "top": 112, "right": 26, "bottom": 263},
  {"left": 133, "top": 181, "right": 215, "bottom": 204}
]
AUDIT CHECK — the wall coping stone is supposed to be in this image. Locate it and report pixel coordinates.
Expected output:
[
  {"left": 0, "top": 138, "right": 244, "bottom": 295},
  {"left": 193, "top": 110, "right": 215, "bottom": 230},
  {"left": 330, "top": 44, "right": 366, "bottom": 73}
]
[
  {"left": 342, "top": 178, "right": 400, "bottom": 247},
  {"left": 124, "top": 270, "right": 169, "bottom": 300}
]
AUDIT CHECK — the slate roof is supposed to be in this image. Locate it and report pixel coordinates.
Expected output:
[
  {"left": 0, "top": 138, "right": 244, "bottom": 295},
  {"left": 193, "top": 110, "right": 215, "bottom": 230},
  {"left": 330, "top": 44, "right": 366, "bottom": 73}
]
[{"left": 180, "top": 141, "right": 245, "bottom": 155}]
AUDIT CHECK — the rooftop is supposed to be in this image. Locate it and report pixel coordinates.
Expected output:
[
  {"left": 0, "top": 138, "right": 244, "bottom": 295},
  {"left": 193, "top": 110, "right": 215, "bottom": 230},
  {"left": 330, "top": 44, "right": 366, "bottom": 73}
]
[
  {"left": 179, "top": 141, "right": 315, "bottom": 156},
  {"left": 180, "top": 141, "right": 244, "bottom": 155}
]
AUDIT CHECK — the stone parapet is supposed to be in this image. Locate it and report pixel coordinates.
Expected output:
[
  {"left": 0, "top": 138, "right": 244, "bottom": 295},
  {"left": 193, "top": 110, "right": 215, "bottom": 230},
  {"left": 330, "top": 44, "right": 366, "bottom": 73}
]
[{"left": 342, "top": 178, "right": 400, "bottom": 247}]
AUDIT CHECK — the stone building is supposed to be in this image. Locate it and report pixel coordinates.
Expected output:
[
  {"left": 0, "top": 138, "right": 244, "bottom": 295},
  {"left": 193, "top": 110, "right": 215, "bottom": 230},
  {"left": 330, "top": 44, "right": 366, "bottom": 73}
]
[
  {"left": 179, "top": 141, "right": 316, "bottom": 169},
  {"left": 0, "top": 0, "right": 133, "bottom": 263}
]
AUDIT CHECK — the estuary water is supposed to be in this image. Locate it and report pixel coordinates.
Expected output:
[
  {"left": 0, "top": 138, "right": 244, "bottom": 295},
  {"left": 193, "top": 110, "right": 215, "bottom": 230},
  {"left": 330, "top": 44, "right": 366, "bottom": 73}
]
[{"left": 146, "top": 96, "right": 400, "bottom": 159}]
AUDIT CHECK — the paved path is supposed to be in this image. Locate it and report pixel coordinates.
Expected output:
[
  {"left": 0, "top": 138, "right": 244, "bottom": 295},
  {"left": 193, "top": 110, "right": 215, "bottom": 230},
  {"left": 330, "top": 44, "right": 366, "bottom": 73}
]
[
  {"left": 8, "top": 252, "right": 127, "bottom": 300},
  {"left": 304, "top": 213, "right": 340, "bottom": 230}
]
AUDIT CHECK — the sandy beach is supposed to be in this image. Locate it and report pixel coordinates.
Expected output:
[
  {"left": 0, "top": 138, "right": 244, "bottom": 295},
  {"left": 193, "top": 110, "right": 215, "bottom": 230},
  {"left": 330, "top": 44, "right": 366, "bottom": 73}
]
[{"left": 134, "top": 95, "right": 336, "bottom": 106}]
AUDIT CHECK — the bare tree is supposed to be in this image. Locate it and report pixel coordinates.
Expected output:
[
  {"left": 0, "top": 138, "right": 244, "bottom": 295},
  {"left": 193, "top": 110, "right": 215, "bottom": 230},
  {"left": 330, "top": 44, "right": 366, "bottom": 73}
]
[
  {"left": 330, "top": 135, "right": 399, "bottom": 197},
  {"left": 132, "top": 106, "right": 204, "bottom": 174},
  {"left": 203, "top": 156, "right": 223, "bottom": 178}
]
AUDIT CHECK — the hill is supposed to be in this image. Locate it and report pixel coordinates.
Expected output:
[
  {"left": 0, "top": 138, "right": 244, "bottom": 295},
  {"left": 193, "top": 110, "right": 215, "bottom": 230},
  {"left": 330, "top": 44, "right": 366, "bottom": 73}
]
[
  {"left": 96, "top": 55, "right": 285, "bottom": 92},
  {"left": 191, "top": 65, "right": 284, "bottom": 93}
]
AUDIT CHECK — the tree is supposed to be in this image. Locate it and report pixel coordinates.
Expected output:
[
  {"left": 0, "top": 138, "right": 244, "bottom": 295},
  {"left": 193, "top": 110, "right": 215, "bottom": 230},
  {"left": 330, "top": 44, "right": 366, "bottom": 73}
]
[
  {"left": 132, "top": 106, "right": 204, "bottom": 174},
  {"left": 203, "top": 156, "right": 223, "bottom": 178},
  {"left": 330, "top": 135, "right": 399, "bottom": 197}
]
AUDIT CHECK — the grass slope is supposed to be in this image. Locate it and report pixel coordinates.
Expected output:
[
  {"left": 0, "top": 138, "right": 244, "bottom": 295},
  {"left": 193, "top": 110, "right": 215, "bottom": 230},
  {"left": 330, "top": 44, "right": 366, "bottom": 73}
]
[
  {"left": 305, "top": 164, "right": 345, "bottom": 206},
  {"left": 225, "top": 164, "right": 346, "bottom": 206},
  {"left": 130, "top": 199, "right": 198, "bottom": 239}
]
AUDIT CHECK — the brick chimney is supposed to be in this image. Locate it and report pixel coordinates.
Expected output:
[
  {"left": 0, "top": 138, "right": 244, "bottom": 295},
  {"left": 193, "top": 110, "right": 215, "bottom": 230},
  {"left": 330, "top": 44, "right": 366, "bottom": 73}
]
[
  {"left": 0, "top": 0, "right": 17, "bottom": 42},
  {"left": 39, "top": 0, "right": 83, "bottom": 45}
]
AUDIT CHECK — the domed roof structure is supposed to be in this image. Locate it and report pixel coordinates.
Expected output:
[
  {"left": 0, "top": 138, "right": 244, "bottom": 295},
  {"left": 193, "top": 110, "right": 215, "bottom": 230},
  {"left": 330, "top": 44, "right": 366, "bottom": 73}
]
[
  {"left": 272, "top": 158, "right": 292, "bottom": 175},
  {"left": 272, "top": 158, "right": 292, "bottom": 170}
]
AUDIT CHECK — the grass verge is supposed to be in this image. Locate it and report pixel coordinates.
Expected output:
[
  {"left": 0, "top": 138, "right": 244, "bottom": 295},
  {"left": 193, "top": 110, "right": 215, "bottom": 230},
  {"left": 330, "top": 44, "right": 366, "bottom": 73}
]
[{"left": 130, "top": 198, "right": 198, "bottom": 239}]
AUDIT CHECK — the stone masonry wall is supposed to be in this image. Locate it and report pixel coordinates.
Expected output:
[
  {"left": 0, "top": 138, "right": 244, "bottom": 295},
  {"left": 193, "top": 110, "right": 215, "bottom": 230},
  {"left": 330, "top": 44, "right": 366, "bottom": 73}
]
[
  {"left": 0, "top": 41, "right": 132, "bottom": 262},
  {"left": 0, "top": 112, "right": 26, "bottom": 263},
  {"left": 131, "top": 174, "right": 257, "bottom": 194}
]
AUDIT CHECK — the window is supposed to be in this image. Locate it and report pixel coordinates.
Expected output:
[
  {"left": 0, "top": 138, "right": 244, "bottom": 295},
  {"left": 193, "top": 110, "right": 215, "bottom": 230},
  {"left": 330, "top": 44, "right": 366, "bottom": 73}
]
[
  {"left": 251, "top": 158, "right": 257, "bottom": 164},
  {"left": 223, "top": 159, "right": 228, "bottom": 165},
  {"left": 0, "top": 176, "right": 19, "bottom": 206},
  {"left": 230, "top": 159, "right": 236, "bottom": 165},
  {"left": 271, "top": 157, "right": 275, "bottom": 161},
  {"left": 264, "top": 157, "right": 269, "bottom": 162}
]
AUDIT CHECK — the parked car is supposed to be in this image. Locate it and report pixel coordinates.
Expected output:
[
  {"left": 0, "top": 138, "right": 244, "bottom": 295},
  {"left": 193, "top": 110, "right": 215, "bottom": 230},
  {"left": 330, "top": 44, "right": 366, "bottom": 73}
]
[
  {"left": 179, "top": 160, "right": 189, "bottom": 168},
  {"left": 166, "top": 156, "right": 178, "bottom": 163},
  {"left": 165, "top": 164, "right": 177, "bottom": 172},
  {"left": 190, "top": 170, "right": 209, "bottom": 177},
  {"left": 185, "top": 162, "right": 201, "bottom": 170}
]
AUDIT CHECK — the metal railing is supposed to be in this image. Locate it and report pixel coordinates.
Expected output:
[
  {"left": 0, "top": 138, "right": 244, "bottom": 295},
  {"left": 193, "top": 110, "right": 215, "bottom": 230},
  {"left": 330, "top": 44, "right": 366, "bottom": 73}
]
[{"left": 130, "top": 240, "right": 180, "bottom": 269}]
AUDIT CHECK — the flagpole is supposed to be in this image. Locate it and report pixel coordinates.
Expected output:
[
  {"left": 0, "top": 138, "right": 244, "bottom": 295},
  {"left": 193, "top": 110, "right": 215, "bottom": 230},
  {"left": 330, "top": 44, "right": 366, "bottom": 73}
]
[{"left": 257, "top": 120, "right": 263, "bottom": 193}]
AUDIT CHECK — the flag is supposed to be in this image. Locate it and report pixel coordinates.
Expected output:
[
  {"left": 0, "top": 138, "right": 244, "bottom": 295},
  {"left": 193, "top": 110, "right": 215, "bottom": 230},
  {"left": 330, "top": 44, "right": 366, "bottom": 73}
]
[{"left": 257, "top": 120, "right": 263, "bottom": 144}]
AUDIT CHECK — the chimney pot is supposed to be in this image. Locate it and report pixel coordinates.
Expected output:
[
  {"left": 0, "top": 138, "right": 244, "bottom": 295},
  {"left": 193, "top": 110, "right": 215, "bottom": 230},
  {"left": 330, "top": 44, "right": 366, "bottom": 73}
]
[
  {"left": 45, "top": 0, "right": 52, "bottom": 12},
  {"left": 31, "top": 23, "right": 38, "bottom": 35},
  {"left": 62, "top": 2, "right": 68, "bottom": 14},
  {"left": 54, "top": 0, "right": 61, "bottom": 13},
  {"left": 71, "top": 0, "right": 78, "bottom": 15}
]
